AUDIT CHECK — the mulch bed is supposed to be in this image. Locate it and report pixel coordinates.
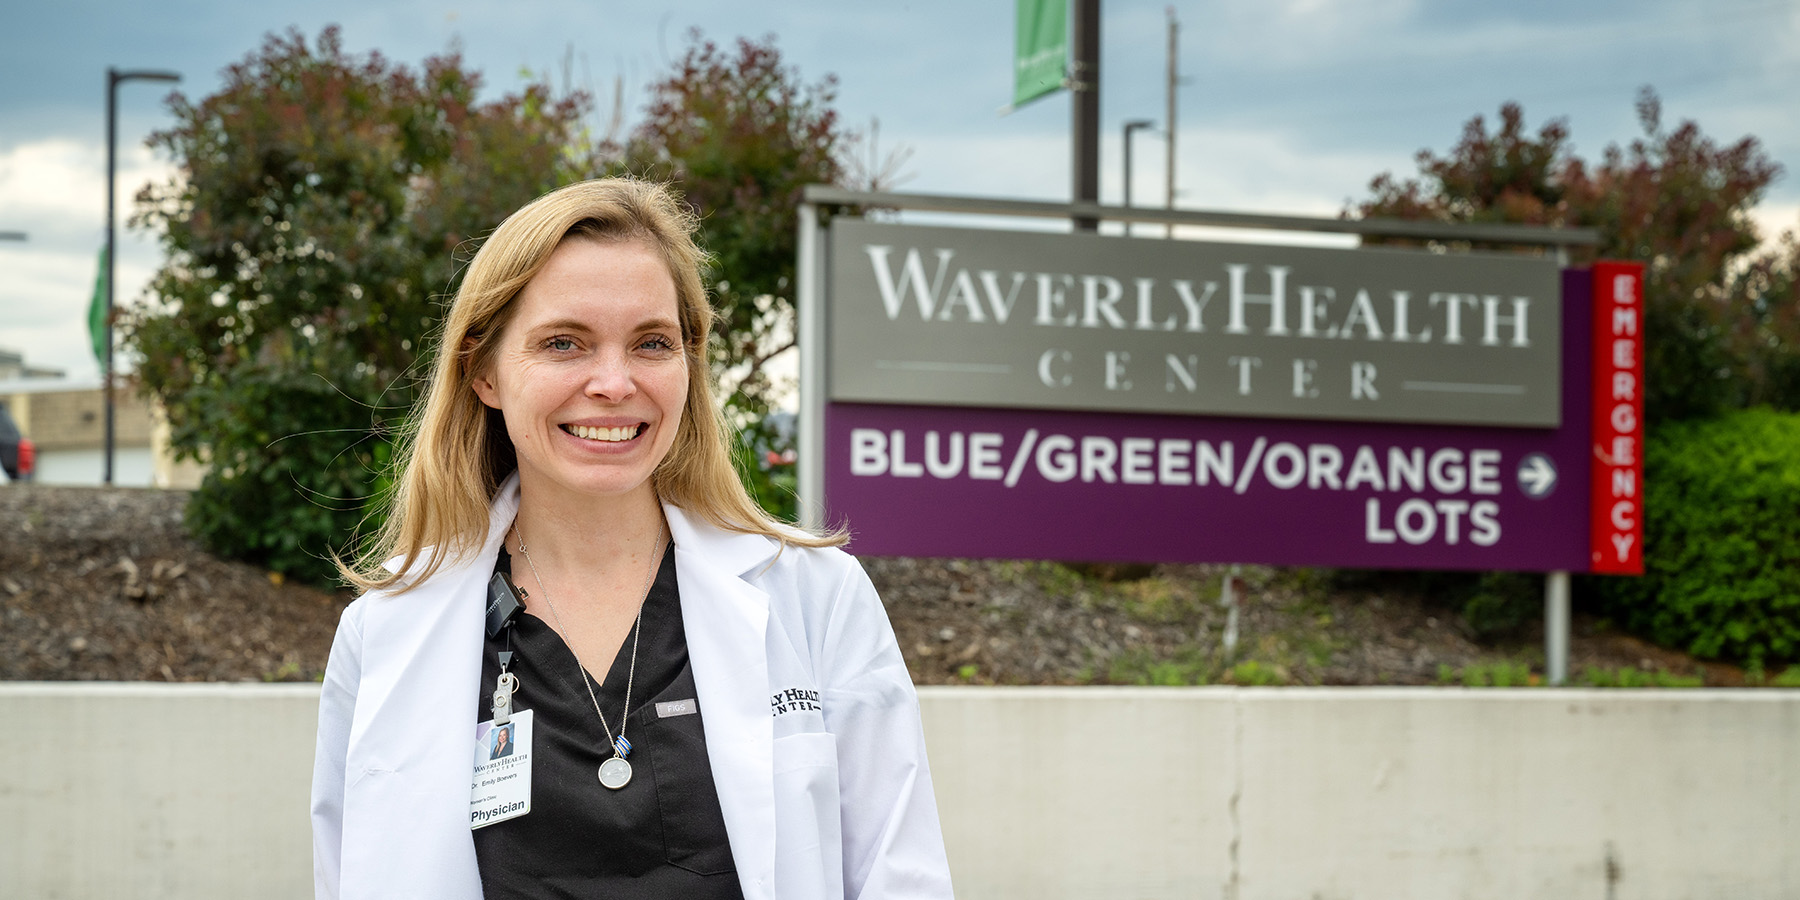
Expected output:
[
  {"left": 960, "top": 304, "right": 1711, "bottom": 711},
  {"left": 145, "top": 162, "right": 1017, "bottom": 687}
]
[{"left": 0, "top": 485, "right": 1749, "bottom": 686}]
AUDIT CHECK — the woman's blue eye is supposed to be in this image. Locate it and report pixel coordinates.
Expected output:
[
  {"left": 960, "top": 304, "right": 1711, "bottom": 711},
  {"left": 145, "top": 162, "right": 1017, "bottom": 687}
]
[
  {"left": 547, "top": 337, "right": 576, "bottom": 351},
  {"left": 641, "top": 336, "right": 676, "bottom": 352}
]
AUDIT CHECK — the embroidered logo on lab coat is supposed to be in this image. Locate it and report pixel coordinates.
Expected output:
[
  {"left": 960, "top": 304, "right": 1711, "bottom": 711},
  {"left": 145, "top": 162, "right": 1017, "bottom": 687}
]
[{"left": 770, "top": 687, "right": 822, "bottom": 716}]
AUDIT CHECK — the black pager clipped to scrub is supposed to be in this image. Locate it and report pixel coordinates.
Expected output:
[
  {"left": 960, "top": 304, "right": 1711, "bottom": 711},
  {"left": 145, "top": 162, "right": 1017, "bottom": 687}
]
[{"left": 486, "top": 570, "right": 525, "bottom": 638}]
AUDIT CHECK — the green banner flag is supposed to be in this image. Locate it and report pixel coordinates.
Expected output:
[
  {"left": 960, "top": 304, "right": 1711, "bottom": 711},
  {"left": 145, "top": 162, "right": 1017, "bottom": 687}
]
[
  {"left": 88, "top": 246, "right": 108, "bottom": 368},
  {"left": 1013, "top": 0, "right": 1067, "bottom": 108}
]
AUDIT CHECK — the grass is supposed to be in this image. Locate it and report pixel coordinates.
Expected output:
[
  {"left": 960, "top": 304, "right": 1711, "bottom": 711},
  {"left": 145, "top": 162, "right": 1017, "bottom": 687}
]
[
  {"left": 1432, "top": 661, "right": 1707, "bottom": 688},
  {"left": 993, "top": 560, "right": 1086, "bottom": 599},
  {"left": 1111, "top": 574, "right": 1216, "bottom": 624},
  {"left": 1579, "top": 666, "right": 1705, "bottom": 688},
  {"left": 1437, "top": 660, "right": 1538, "bottom": 687},
  {"left": 1106, "top": 648, "right": 1214, "bottom": 686},
  {"left": 1103, "top": 651, "right": 1291, "bottom": 687},
  {"left": 1227, "top": 660, "right": 1284, "bottom": 686}
]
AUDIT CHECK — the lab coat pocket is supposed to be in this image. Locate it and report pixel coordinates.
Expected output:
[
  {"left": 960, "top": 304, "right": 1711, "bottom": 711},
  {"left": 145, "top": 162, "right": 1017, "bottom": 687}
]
[
  {"left": 771, "top": 731, "right": 845, "bottom": 898},
  {"left": 643, "top": 710, "right": 737, "bottom": 876}
]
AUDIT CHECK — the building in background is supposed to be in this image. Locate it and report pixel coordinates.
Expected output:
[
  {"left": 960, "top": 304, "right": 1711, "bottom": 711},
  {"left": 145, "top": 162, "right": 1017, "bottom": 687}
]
[
  {"left": 0, "top": 347, "right": 203, "bottom": 489},
  {"left": 0, "top": 349, "right": 67, "bottom": 381}
]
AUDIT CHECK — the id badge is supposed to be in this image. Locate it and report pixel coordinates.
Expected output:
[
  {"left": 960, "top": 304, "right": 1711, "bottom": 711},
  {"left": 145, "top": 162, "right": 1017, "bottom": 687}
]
[{"left": 470, "top": 709, "right": 533, "bottom": 829}]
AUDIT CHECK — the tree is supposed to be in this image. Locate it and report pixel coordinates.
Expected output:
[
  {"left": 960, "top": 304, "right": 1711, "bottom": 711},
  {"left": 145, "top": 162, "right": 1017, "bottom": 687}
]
[
  {"left": 615, "top": 33, "right": 848, "bottom": 517},
  {"left": 1727, "top": 231, "right": 1800, "bottom": 411},
  {"left": 127, "top": 26, "right": 602, "bottom": 583},
  {"left": 1355, "top": 90, "right": 1783, "bottom": 422}
]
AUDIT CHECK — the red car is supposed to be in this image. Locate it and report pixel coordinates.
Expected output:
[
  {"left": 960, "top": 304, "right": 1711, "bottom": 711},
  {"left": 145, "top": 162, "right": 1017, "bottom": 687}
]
[{"left": 0, "top": 406, "right": 32, "bottom": 481}]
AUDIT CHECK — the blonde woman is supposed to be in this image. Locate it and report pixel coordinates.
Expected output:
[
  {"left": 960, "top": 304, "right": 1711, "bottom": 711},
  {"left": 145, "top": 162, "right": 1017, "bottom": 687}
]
[{"left": 311, "top": 178, "right": 952, "bottom": 900}]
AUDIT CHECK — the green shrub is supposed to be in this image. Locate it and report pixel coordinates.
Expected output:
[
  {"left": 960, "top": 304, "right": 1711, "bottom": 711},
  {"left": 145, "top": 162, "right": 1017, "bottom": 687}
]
[
  {"left": 1331, "top": 569, "right": 1537, "bottom": 640},
  {"left": 1459, "top": 572, "right": 1541, "bottom": 638},
  {"left": 181, "top": 377, "right": 394, "bottom": 586},
  {"left": 733, "top": 422, "right": 799, "bottom": 522},
  {"left": 1587, "top": 408, "right": 1800, "bottom": 668}
]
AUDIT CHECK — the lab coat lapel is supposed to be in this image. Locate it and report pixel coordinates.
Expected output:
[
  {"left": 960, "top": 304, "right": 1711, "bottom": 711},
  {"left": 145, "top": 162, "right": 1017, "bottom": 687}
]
[
  {"left": 665, "top": 504, "right": 779, "bottom": 900},
  {"left": 341, "top": 478, "right": 518, "bottom": 900}
]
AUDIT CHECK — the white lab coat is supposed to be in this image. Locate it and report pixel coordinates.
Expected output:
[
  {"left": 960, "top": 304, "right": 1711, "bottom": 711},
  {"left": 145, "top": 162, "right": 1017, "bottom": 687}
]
[{"left": 311, "top": 476, "right": 953, "bottom": 900}]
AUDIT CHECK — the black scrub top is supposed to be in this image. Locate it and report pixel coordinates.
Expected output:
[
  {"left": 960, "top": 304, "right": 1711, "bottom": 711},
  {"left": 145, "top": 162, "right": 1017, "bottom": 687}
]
[{"left": 474, "top": 543, "right": 744, "bottom": 900}]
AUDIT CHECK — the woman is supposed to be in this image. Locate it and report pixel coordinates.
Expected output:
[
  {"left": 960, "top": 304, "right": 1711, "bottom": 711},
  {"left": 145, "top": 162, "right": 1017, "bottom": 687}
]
[{"left": 312, "top": 178, "right": 952, "bottom": 900}]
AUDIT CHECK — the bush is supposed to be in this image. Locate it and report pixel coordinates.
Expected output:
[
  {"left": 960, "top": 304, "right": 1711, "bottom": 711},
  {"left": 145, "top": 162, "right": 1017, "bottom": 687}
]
[
  {"left": 1330, "top": 569, "right": 1537, "bottom": 641},
  {"left": 178, "top": 375, "right": 394, "bottom": 585},
  {"left": 1586, "top": 408, "right": 1800, "bottom": 668},
  {"left": 1458, "top": 571, "right": 1541, "bottom": 638}
]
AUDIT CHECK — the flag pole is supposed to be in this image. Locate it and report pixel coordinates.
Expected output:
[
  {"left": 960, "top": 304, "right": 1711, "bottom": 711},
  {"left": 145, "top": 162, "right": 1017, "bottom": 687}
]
[
  {"left": 1165, "top": 6, "right": 1178, "bottom": 238},
  {"left": 1071, "top": 0, "right": 1100, "bottom": 233}
]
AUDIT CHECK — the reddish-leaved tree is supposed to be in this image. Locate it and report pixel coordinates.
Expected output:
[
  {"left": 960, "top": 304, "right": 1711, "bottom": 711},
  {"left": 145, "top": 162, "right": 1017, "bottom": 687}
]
[
  {"left": 128, "top": 26, "right": 604, "bottom": 582},
  {"left": 617, "top": 33, "right": 849, "bottom": 517},
  {"left": 1355, "top": 89, "right": 1784, "bottom": 422}
]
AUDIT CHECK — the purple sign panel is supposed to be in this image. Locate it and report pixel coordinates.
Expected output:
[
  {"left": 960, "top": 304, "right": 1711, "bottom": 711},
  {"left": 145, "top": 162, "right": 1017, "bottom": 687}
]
[{"left": 823, "top": 271, "right": 1595, "bottom": 572}]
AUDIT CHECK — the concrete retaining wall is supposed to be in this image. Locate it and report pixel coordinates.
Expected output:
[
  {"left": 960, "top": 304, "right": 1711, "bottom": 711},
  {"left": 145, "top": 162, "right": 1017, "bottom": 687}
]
[
  {"left": 2, "top": 684, "right": 1795, "bottom": 899},
  {"left": 0, "top": 684, "right": 320, "bottom": 899}
]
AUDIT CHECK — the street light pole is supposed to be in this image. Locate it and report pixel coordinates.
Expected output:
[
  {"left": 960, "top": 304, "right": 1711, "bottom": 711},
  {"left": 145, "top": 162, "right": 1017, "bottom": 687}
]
[
  {"left": 105, "top": 66, "right": 180, "bottom": 485},
  {"left": 1122, "top": 119, "right": 1154, "bottom": 236}
]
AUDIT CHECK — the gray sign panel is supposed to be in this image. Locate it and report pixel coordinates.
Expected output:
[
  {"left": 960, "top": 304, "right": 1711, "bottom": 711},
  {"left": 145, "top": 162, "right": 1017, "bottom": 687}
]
[{"left": 826, "top": 219, "right": 1562, "bottom": 427}]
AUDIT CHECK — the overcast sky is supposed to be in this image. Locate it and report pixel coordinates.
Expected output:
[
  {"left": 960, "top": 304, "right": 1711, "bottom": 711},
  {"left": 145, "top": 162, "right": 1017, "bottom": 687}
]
[{"left": 4, "top": 0, "right": 1798, "bottom": 381}]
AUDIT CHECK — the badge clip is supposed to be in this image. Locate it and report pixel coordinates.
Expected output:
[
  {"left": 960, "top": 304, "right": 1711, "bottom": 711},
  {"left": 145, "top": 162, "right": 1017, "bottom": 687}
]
[{"left": 492, "top": 650, "right": 518, "bottom": 726}]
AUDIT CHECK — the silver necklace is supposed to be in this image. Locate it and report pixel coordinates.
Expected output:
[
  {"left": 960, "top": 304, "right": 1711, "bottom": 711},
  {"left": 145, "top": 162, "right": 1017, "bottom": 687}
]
[{"left": 512, "top": 522, "right": 664, "bottom": 791}]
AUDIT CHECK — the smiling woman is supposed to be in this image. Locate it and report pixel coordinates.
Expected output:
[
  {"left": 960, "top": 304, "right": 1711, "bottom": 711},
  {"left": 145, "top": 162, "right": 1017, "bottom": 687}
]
[{"left": 314, "top": 178, "right": 952, "bottom": 900}]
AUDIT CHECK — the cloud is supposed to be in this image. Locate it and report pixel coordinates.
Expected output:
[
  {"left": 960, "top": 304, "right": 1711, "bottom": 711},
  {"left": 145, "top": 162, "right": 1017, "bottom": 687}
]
[
  {"left": 1751, "top": 202, "right": 1800, "bottom": 247},
  {"left": 1, "top": 139, "right": 102, "bottom": 229},
  {"left": 0, "top": 139, "right": 174, "bottom": 380}
]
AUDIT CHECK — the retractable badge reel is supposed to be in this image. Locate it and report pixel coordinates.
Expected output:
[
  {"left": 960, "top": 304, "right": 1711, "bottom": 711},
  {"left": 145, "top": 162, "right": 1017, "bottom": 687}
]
[{"left": 486, "top": 570, "right": 527, "bottom": 724}]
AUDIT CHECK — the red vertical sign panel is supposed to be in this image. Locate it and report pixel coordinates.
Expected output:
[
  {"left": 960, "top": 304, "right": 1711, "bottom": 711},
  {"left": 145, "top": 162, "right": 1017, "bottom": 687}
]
[{"left": 1590, "top": 262, "right": 1646, "bottom": 574}]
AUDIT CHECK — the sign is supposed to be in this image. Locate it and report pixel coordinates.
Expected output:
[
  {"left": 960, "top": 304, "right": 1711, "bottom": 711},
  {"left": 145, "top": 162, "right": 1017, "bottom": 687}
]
[
  {"left": 1589, "top": 262, "right": 1645, "bottom": 574},
  {"left": 1013, "top": 0, "right": 1068, "bottom": 108},
  {"left": 828, "top": 219, "right": 1563, "bottom": 428},
  {"left": 823, "top": 271, "right": 1596, "bottom": 573}
]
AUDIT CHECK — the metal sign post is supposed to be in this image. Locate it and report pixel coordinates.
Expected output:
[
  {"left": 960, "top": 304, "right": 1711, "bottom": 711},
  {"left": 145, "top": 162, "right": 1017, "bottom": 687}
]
[{"left": 797, "top": 200, "right": 826, "bottom": 530}]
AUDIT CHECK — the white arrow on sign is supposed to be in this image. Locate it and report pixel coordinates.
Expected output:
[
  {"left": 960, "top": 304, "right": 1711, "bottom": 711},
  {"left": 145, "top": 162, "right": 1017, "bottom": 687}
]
[{"left": 1518, "top": 452, "right": 1557, "bottom": 499}]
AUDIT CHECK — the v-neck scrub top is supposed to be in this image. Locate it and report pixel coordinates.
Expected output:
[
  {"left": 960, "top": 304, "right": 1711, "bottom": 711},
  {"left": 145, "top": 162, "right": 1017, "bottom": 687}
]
[{"left": 473, "top": 543, "right": 744, "bottom": 900}]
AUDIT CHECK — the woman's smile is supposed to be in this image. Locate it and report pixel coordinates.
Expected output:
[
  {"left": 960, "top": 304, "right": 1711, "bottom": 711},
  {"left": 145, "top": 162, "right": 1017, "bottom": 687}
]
[{"left": 563, "top": 423, "right": 646, "bottom": 443}]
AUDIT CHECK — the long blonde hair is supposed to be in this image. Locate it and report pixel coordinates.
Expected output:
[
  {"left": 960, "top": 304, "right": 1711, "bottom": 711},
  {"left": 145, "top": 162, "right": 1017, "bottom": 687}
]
[{"left": 342, "top": 177, "right": 841, "bottom": 593}]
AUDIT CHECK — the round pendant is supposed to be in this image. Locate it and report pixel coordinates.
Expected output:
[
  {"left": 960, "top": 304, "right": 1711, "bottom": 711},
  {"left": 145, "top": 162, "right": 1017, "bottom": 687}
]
[{"left": 598, "top": 756, "right": 633, "bottom": 790}]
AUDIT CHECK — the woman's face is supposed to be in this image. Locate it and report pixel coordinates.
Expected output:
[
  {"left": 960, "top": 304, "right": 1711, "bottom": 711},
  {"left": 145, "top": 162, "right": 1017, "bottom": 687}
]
[{"left": 472, "top": 237, "right": 688, "bottom": 506}]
